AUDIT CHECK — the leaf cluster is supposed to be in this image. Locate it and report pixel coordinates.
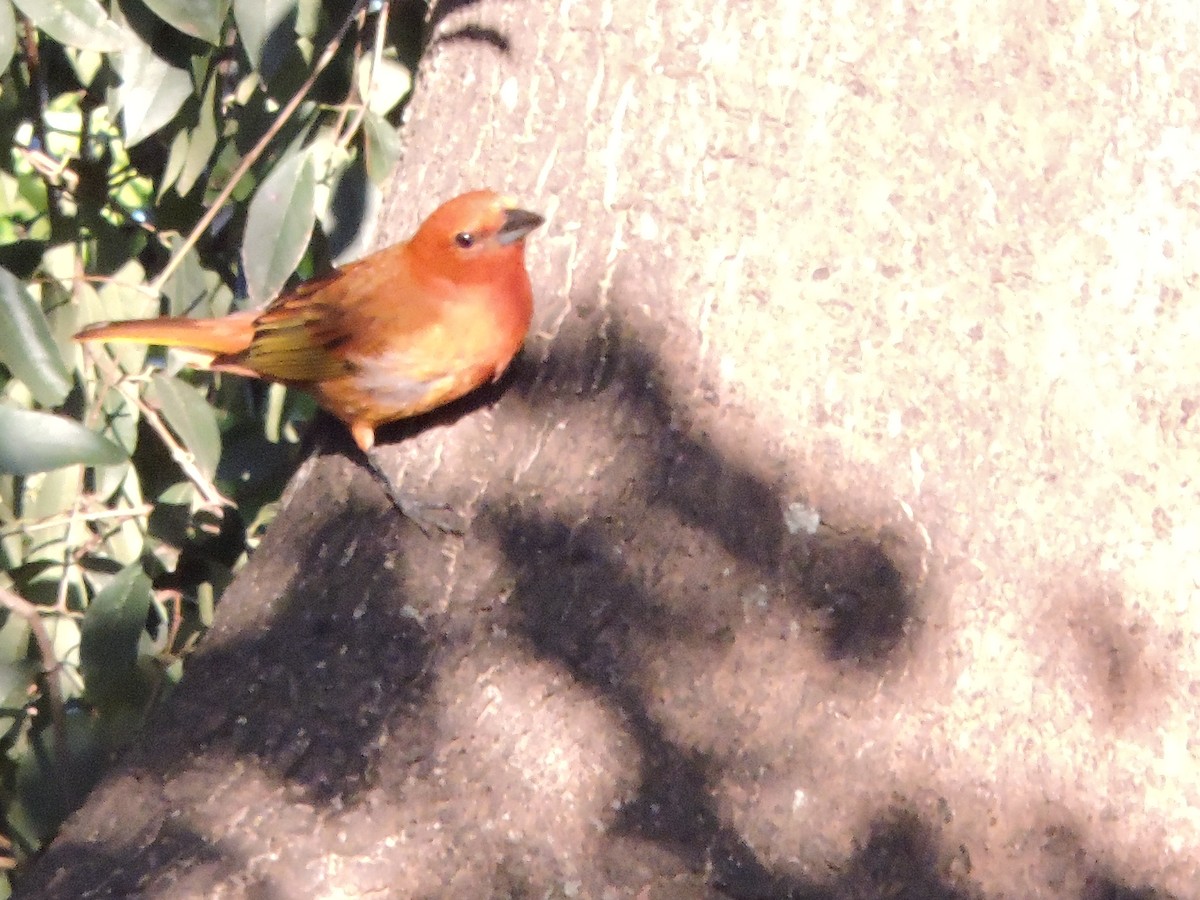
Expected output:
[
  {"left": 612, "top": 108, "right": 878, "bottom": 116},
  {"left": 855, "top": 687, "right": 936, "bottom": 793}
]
[{"left": 0, "top": 0, "right": 421, "bottom": 885}]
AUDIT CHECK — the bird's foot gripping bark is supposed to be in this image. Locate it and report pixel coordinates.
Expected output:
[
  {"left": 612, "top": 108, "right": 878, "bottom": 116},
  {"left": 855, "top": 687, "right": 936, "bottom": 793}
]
[{"left": 361, "top": 451, "right": 465, "bottom": 536}]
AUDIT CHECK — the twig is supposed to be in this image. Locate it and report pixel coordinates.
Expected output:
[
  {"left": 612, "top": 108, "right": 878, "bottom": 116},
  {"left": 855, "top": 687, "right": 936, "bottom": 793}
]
[
  {"left": 18, "top": 16, "right": 62, "bottom": 222},
  {"left": 53, "top": 253, "right": 104, "bottom": 613},
  {"left": 23, "top": 270, "right": 160, "bottom": 298},
  {"left": 0, "top": 504, "right": 155, "bottom": 539},
  {"left": 147, "top": 0, "right": 371, "bottom": 295},
  {"left": 53, "top": 515, "right": 82, "bottom": 615},
  {"left": 163, "top": 589, "right": 183, "bottom": 657},
  {"left": 12, "top": 145, "right": 70, "bottom": 184},
  {"left": 0, "top": 587, "right": 67, "bottom": 770},
  {"left": 135, "top": 389, "right": 231, "bottom": 508},
  {"left": 86, "top": 349, "right": 233, "bottom": 510},
  {"left": 335, "top": 1, "right": 386, "bottom": 151}
]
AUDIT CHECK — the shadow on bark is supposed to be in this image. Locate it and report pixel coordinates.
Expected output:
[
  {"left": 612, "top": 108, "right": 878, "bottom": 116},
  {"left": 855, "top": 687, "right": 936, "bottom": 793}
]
[
  {"left": 17, "top": 307, "right": 1183, "bottom": 900},
  {"left": 172, "top": 498, "right": 438, "bottom": 805},
  {"left": 477, "top": 320, "right": 964, "bottom": 897},
  {"left": 396, "top": 0, "right": 514, "bottom": 58},
  {"left": 16, "top": 487, "right": 438, "bottom": 896},
  {"left": 1081, "top": 874, "right": 1179, "bottom": 900},
  {"left": 23, "top": 818, "right": 288, "bottom": 900}
]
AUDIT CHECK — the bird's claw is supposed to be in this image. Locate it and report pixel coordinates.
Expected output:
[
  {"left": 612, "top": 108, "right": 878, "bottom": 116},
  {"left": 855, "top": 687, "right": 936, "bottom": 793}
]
[
  {"left": 395, "top": 498, "right": 466, "bottom": 536},
  {"left": 360, "top": 449, "right": 465, "bottom": 536}
]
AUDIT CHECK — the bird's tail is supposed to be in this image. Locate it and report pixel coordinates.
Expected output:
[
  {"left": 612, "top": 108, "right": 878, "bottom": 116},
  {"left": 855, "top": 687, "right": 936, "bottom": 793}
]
[{"left": 74, "top": 311, "right": 257, "bottom": 357}]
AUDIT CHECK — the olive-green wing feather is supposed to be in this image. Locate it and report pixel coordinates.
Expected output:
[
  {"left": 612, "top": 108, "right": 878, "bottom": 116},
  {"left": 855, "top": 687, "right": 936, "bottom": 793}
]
[{"left": 226, "top": 270, "right": 356, "bottom": 383}]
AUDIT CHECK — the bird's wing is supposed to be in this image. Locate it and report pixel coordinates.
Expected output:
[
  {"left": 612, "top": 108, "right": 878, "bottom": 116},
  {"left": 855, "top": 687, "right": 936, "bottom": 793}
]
[{"left": 226, "top": 270, "right": 358, "bottom": 383}]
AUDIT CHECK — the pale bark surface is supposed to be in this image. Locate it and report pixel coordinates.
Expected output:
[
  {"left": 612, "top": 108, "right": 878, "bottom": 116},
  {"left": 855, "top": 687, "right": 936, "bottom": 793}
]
[{"left": 21, "top": 0, "right": 1200, "bottom": 898}]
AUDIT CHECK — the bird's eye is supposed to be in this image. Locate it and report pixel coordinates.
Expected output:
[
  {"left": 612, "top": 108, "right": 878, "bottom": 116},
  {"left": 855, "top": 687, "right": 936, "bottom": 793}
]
[{"left": 454, "top": 232, "right": 475, "bottom": 249}]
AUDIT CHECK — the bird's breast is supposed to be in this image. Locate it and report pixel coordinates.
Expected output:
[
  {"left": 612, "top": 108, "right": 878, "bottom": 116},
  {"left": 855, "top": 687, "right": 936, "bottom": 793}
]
[{"left": 312, "top": 274, "right": 532, "bottom": 427}]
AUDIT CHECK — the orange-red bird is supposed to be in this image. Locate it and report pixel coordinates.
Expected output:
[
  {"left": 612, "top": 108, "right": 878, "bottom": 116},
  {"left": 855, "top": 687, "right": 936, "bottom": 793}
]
[{"left": 76, "top": 190, "right": 543, "bottom": 529}]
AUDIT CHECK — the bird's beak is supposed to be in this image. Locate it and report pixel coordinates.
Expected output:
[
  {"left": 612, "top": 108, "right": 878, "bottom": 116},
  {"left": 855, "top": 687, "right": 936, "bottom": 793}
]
[{"left": 496, "top": 207, "right": 545, "bottom": 245}]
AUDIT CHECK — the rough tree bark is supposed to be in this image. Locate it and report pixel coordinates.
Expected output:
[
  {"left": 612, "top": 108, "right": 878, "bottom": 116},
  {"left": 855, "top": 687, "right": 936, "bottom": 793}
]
[{"left": 21, "top": 0, "right": 1200, "bottom": 898}]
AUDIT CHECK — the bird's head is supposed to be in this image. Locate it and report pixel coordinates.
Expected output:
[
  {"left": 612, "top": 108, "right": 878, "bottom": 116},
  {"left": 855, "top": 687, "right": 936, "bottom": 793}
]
[{"left": 408, "top": 190, "right": 544, "bottom": 285}]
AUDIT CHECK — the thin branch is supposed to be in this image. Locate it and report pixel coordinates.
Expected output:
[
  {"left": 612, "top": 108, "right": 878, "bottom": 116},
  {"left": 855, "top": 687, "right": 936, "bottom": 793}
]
[
  {"left": 335, "top": 1, "right": 385, "bottom": 151},
  {"left": 1, "top": 504, "right": 155, "bottom": 539},
  {"left": 12, "top": 145, "right": 71, "bottom": 187},
  {"left": 19, "top": 17, "right": 62, "bottom": 222},
  {"left": 148, "top": 0, "right": 371, "bottom": 295},
  {"left": 163, "top": 589, "right": 183, "bottom": 658},
  {"left": 86, "top": 349, "right": 233, "bottom": 510},
  {"left": 137, "top": 393, "right": 231, "bottom": 508},
  {"left": 53, "top": 517, "right": 81, "bottom": 614},
  {"left": 54, "top": 253, "right": 102, "bottom": 614},
  {"left": 0, "top": 587, "right": 67, "bottom": 770},
  {"left": 24, "top": 272, "right": 158, "bottom": 297}
]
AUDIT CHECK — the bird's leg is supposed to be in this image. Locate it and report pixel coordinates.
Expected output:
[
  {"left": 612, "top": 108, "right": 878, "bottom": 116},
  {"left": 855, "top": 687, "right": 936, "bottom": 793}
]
[
  {"left": 359, "top": 448, "right": 466, "bottom": 536},
  {"left": 350, "top": 422, "right": 465, "bottom": 535}
]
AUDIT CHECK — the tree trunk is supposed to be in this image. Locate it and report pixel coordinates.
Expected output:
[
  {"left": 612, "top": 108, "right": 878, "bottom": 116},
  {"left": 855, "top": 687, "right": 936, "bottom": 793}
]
[{"left": 21, "top": 0, "right": 1200, "bottom": 897}]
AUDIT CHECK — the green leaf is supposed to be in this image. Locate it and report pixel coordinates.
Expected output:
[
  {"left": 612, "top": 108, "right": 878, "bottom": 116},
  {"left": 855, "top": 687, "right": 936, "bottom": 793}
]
[
  {"left": 156, "top": 481, "right": 195, "bottom": 504},
  {"left": 18, "top": 467, "right": 88, "bottom": 609},
  {"left": 92, "top": 385, "right": 140, "bottom": 499},
  {"left": 293, "top": 0, "right": 319, "bottom": 42},
  {"left": 242, "top": 148, "right": 315, "bottom": 306},
  {"left": 99, "top": 475, "right": 145, "bottom": 565},
  {"left": 149, "top": 373, "right": 221, "bottom": 478},
  {"left": 11, "top": 0, "right": 129, "bottom": 52},
  {"left": 358, "top": 52, "right": 412, "bottom": 117},
  {"left": 160, "top": 241, "right": 211, "bottom": 317},
  {"left": 142, "top": 0, "right": 228, "bottom": 44},
  {"left": 96, "top": 376, "right": 141, "bottom": 457},
  {"left": 0, "top": 406, "right": 127, "bottom": 475},
  {"left": 159, "top": 127, "right": 190, "bottom": 199},
  {"left": 0, "top": 168, "right": 48, "bottom": 244},
  {"left": 160, "top": 238, "right": 231, "bottom": 319},
  {"left": 82, "top": 263, "right": 156, "bottom": 375},
  {"left": 0, "top": 660, "right": 36, "bottom": 725},
  {"left": 115, "top": 19, "right": 194, "bottom": 146},
  {"left": 79, "top": 563, "right": 152, "bottom": 709},
  {"left": 0, "top": 267, "right": 73, "bottom": 408},
  {"left": 0, "top": 0, "right": 16, "bottom": 75},
  {"left": 176, "top": 72, "right": 220, "bottom": 196},
  {"left": 325, "top": 157, "right": 379, "bottom": 263},
  {"left": 46, "top": 615, "right": 82, "bottom": 690},
  {"left": 264, "top": 381, "right": 287, "bottom": 442},
  {"left": 23, "top": 457, "right": 80, "bottom": 522},
  {"left": 0, "top": 612, "right": 34, "bottom": 677},
  {"left": 0, "top": 617, "right": 38, "bottom": 743},
  {"left": 361, "top": 110, "right": 400, "bottom": 185},
  {"left": 233, "top": 0, "right": 295, "bottom": 73},
  {"left": 8, "top": 708, "right": 108, "bottom": 850}
]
